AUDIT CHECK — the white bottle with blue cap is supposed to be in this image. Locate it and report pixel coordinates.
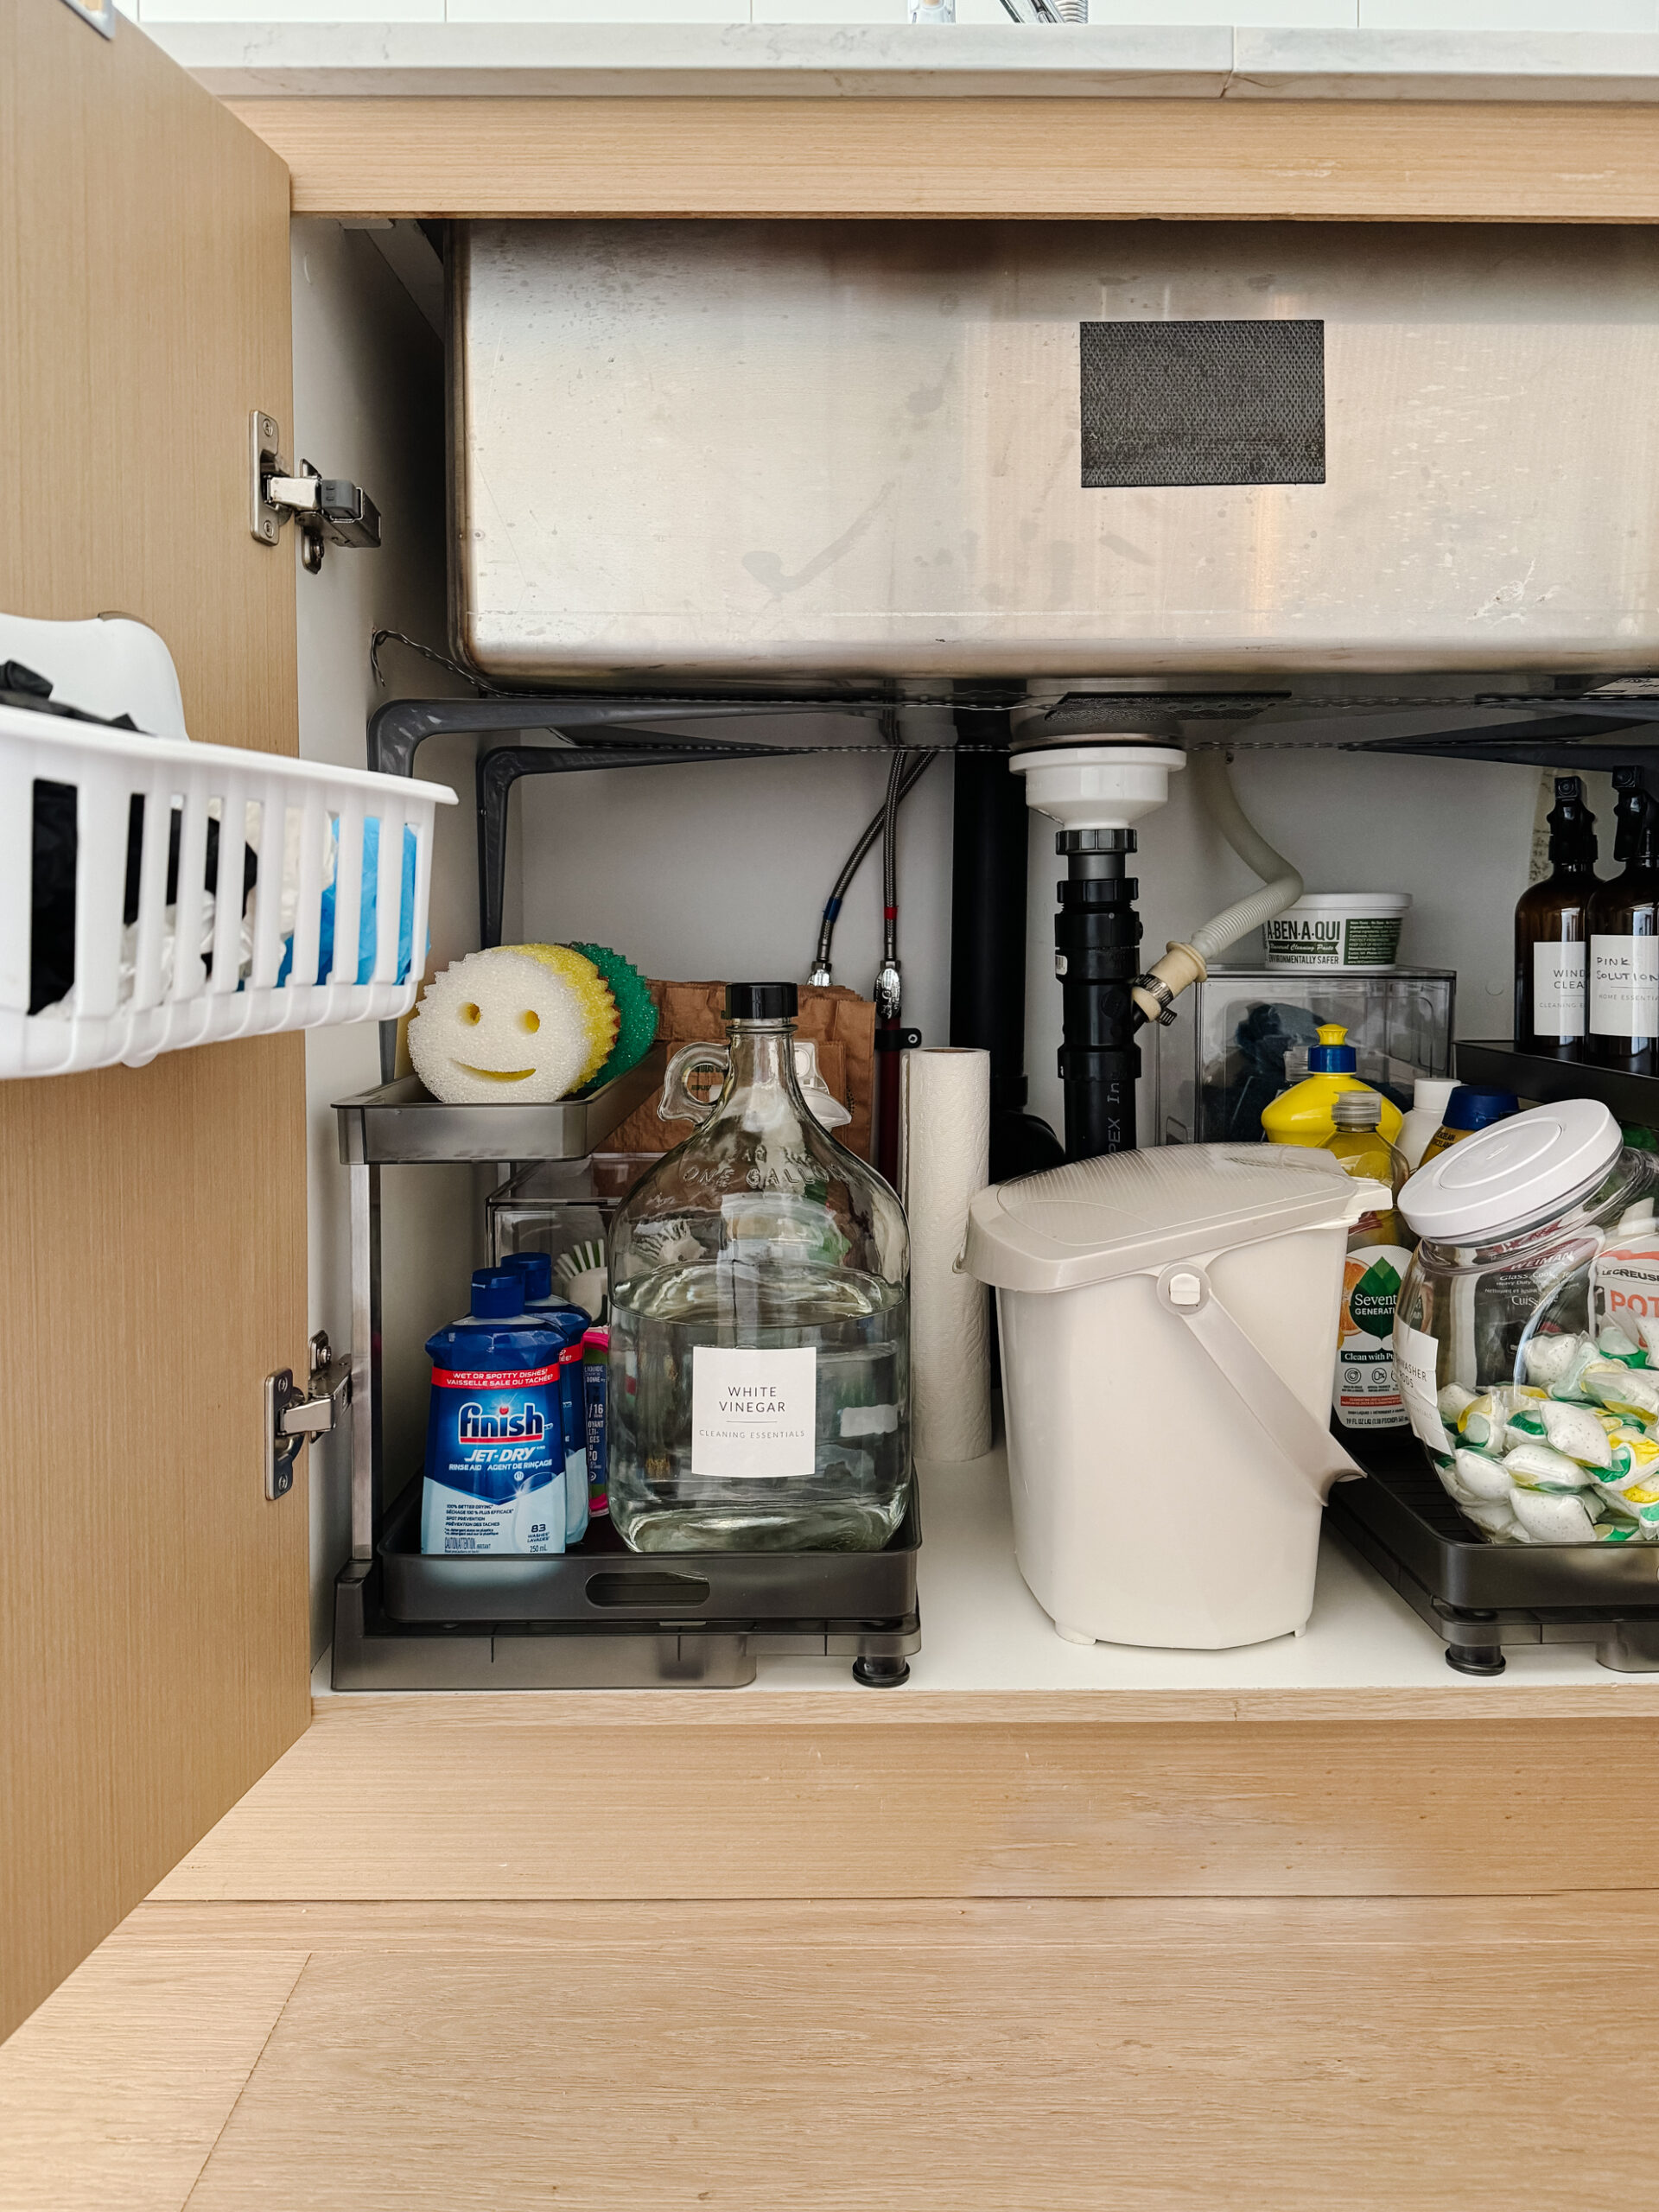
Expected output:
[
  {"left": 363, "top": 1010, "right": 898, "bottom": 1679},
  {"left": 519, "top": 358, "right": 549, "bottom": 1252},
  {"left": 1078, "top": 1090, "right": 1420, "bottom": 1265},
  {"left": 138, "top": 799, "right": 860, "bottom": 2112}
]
[{"left": 420, "top": 1268, "right": 568, "bottom": 1554}]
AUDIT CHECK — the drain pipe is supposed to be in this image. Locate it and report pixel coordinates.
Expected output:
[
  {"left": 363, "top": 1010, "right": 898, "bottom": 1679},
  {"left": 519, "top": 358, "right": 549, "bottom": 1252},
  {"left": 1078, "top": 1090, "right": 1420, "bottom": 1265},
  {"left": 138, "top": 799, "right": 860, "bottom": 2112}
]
[
  {"left": 949, "top": 709, "right": 1065, "bottom": 1182},
  {"left": 1011, "top": 730, "right": 1185, "bottom": 1162},
  {"left": 1004, "top": 699, "right": 1304, "bottom": 1163}
]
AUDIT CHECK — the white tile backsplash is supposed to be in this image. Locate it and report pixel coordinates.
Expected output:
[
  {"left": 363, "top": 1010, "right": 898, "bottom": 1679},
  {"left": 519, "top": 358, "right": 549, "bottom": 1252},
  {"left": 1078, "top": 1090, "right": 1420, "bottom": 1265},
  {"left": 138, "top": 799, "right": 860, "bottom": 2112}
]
[
  {"left": 753, "top": 0, "right": 908, "bottom": 19},
  {"left": 133, "top": 2, "right": 1659, "bottom": 53},
  {"left": 1360, "top": 0, "right": 1656, "bottom": 25},
  {"left": 1088, "top": 1, "right": 1355, "bottom": 20},
  {"left": 753, "top": 0, "right": 907, "bottom": 20},
  {"left": 443, "top": 0, "right": 745, "bottom": 17},
  {"left": 142, "top": 0, "right": 442, "bottom": 18}
]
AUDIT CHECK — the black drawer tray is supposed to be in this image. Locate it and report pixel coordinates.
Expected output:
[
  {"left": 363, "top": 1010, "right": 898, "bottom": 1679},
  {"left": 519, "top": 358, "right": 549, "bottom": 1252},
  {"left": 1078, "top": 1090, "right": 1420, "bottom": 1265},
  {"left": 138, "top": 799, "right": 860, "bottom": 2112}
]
[
  {"left": 1331, "top": 1427, "right": 1659, "bottom": 1609},
  {"left": 376, "top": 1477, "right": 920, "bottom": 1630}
]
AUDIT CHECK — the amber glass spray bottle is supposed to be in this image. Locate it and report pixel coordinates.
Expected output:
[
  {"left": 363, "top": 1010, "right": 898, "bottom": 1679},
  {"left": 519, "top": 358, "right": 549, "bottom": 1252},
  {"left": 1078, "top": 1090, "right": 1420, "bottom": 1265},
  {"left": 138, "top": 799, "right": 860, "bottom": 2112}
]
[
  {"left": 1515, "top": 775, "right": 1598, "bottom": 1058},
  {"left": 1589, "top": 776, "right": 1659, "bottom": 1075}
]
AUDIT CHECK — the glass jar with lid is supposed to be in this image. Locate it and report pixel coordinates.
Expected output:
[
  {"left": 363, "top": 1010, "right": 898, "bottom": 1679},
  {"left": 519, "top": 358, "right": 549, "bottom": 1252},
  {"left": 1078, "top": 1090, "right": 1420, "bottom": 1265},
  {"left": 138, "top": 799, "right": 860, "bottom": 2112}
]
[
  {"left": 607, "top": 982, "right": 911, "bottom": 1554},
  {"left": 1395, "top": 1100, "right": 1659, "bottom": 1546}
]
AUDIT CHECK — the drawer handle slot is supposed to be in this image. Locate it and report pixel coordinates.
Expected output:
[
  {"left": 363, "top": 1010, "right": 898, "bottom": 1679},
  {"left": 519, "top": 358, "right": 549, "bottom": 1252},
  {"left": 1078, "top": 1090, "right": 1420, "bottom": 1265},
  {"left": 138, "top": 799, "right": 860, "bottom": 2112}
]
[{"left": 585, "top": 1572, "right": 712, "bottom": 1610}]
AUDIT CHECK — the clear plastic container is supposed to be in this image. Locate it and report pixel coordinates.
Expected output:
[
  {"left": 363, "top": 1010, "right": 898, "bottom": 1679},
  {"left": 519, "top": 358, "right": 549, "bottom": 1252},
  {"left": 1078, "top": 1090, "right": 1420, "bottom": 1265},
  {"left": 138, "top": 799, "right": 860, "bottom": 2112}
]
[
  {"left": 1153, "top": 965, "right": 1455, "bottom": 1147},
  {"left": 607, "top": 982, "right": 911, "bottom": 1554},
  {"left": 486, "top": 1154, "right": 656, "bottom": 1321},
  {"left": 1395, "top": 1100, "right": 1659, "bottom": 1546}
]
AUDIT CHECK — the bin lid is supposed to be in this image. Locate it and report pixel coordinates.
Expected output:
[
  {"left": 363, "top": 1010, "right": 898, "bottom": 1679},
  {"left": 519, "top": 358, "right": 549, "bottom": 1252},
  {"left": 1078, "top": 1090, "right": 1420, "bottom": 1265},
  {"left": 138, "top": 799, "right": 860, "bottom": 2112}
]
[
  {"left": 963, "top": 1143, "right": 1376, "bottom": 1294},
  {"left": 1399, "top": 1097, "right": 1622, "bottom": 1243}
]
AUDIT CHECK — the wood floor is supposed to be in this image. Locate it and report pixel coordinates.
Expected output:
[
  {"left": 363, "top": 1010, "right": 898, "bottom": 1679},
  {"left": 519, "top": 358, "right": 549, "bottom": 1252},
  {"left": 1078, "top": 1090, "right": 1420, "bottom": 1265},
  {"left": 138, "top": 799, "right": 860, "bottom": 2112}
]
[
  {"left": 10, "top": 1698, "right": 1659, "bottom": 2207},
  {"left": 4, "top": 1891, "right": 1657, "bottom": 2210}
]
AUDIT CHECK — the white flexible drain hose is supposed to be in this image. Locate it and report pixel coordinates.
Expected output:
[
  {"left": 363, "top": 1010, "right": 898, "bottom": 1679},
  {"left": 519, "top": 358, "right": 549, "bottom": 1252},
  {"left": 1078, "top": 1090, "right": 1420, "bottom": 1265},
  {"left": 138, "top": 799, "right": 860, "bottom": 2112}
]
[
  {"left": 1187, "top": 753, "right": 1305, "bottom": 960},
  {"left": 1131, "top": 752, "right": 1304, "bottom": 1025}
]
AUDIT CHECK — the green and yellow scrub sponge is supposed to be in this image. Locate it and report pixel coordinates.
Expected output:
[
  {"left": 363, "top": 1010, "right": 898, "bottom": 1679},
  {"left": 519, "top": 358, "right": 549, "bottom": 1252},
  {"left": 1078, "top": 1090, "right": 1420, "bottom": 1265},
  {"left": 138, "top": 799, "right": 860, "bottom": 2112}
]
[
  {"left": 568, "top": 942, "right": 658, "bottom": 1087},
  {"left": 518, "top": 944, "right": 620, "bottom": 1086},
  {"left": 408, "top": 943, "right": 617, "bottom": 1104}
]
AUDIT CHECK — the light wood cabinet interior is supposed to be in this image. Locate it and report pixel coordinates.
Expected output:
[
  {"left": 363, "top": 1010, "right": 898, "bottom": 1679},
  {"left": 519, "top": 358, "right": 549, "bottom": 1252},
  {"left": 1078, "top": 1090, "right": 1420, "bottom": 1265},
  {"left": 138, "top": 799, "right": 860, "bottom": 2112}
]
[{"left": 226, "top": 94, "right": 1659, "bottom": 224}]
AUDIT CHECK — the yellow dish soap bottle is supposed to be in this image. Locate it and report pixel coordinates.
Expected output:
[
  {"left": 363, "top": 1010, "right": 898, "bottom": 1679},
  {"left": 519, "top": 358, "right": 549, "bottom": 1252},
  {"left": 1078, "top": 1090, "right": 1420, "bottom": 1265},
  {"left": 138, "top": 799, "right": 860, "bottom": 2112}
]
[
  {"left": 1260, "top": 1023, "right": 1404, "bottom": 1148},
  {"left": 1323, "top": 1089, "right": 1413, "bottom": 1435}
]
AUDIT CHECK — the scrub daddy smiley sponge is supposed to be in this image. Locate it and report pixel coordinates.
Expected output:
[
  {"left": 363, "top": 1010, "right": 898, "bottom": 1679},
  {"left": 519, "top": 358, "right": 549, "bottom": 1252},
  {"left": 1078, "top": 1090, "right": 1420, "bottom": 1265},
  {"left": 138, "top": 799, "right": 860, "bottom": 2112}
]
[{"left": 409, "top": 943, "right": 620, "bottom": 1104}]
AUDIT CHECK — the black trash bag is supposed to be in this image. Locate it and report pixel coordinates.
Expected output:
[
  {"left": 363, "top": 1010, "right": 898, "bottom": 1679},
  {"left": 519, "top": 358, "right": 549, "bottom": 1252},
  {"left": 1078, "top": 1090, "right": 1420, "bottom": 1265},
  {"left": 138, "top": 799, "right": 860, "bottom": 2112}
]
[
  {"left": 1197, "top": 999, "right": 1324, "bottom": 1143},
  {"left": 22, "top": 655, "right": 257, "bottom": 1014},
  {"left": 29, "top": 780, "right": 79, "bottom": 1015}
]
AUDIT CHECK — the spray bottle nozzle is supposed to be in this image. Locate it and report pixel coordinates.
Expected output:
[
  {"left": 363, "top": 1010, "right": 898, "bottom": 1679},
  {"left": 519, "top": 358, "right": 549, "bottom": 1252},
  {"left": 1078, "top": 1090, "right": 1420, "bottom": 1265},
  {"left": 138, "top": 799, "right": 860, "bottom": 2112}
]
[
  {"left": 1612, "top": 766, "right": 1652, "bottom": 866},
  {"left": 1547, "top": 772, "right": 1596, "bottom": 864}
]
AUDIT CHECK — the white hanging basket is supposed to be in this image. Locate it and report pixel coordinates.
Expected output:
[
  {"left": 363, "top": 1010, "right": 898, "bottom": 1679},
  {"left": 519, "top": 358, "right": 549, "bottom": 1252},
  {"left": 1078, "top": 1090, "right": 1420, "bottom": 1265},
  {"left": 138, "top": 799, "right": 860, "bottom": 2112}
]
[{"left": 1, "top": 699, "right": 456, "bottom": 1078}]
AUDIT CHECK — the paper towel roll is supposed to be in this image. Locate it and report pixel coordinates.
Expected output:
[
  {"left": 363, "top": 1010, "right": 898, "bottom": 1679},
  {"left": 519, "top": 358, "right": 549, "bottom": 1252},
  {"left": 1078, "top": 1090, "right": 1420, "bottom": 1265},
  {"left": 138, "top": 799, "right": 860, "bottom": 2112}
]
[{"left": 899, "top": 1047, "right": 993, "bottom": 1465}]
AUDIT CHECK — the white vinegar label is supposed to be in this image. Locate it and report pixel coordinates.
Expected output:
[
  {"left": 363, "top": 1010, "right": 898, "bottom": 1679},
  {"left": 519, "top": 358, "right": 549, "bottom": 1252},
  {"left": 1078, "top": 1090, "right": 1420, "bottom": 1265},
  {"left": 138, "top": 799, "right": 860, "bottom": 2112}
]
[
  {"left": 1532, "top": 940, "right": 1586, "bottom": 1038},
  {"left": 691, "top": 1346, "right": 817, "bottom": 1478},
  {"left": 1590, "top": 934, "right": 1659, "bottom": 1038}
]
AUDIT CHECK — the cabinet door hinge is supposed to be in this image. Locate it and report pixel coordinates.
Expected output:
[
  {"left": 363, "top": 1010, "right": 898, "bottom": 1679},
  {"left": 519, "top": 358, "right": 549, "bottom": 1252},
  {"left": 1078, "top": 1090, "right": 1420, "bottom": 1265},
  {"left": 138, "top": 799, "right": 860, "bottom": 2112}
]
[
  {"left": 250, "top": 410, "right": 382, "bottom": 574},
  {"left": 264, "top": 1330, "right": 353, "bottom": 1501},
  {"left": 59, "top": 0, "right": 117, "bottom": 38}
]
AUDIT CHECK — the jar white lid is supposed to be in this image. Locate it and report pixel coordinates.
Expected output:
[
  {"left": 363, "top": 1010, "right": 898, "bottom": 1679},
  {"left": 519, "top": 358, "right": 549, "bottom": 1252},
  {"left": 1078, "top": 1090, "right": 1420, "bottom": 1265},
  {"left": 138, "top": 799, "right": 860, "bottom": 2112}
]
[
  {"left": 1278, "top": 892, "right": 1411, "bottom": 912},
  {"left": 1400, "top": 1098, "right": 1623, "bottom": 1243}
]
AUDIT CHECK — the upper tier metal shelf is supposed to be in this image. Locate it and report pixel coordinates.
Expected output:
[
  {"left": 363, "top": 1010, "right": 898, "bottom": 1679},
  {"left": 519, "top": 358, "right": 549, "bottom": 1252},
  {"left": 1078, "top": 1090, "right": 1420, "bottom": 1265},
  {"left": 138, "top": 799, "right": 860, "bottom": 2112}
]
[
  {"left": 367, "top": 681, "right": 1659, "bottom": 777},
  {"left": 362, "top": 678, "right": 1659, "bottom": 956},
  {"left": 1455, "top": 1041, "right": 1659, "bottom": 1128},
  {"left": 335, "top": 1045, "right": 665, "bottom": 1166}
]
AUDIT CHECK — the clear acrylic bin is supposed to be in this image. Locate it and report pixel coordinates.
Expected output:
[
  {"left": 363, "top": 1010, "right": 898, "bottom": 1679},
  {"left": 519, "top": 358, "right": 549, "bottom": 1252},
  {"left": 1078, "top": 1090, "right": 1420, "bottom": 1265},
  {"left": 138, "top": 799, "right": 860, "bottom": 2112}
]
[
  {"left": 486, "top": 1154, "right": 656, "bottom": 1320},
  {"left": 1153, "top": 965, "right": 1455, "bottom": 1146}
]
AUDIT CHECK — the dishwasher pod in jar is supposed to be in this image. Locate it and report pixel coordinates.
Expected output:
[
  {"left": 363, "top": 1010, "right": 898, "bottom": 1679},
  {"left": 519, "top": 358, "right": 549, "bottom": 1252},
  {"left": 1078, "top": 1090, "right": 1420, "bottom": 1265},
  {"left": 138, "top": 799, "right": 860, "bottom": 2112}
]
[{"left": 1394, "top": 1099, "right": 1659, "bottom": 1544}]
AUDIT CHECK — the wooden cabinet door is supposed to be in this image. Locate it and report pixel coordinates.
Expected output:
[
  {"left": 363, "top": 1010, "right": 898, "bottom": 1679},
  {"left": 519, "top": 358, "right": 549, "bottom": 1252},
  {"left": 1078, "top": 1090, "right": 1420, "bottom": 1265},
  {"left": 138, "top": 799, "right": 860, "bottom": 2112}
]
[{"left": 0, "top": 0, "right": 307, "bottom": 2039}]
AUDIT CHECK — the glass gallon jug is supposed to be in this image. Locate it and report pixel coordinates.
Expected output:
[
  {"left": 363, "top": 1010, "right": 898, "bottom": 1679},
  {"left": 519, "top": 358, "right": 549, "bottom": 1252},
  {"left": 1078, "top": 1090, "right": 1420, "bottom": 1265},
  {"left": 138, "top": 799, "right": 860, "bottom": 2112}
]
[
  {"left": 1394, "top": 1099, "right": 1659, "bottom": 1546},
  {"left": 607, "top": 982, "right": 911, "bottom": 1553}
]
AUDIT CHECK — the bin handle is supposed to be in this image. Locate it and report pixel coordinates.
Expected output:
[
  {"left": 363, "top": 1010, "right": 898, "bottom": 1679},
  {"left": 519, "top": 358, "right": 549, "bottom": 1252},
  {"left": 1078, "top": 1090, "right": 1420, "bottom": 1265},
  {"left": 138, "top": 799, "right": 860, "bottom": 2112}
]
[{"left": 1154, "top": 1262, "right": 1363, "bottom": 1505}]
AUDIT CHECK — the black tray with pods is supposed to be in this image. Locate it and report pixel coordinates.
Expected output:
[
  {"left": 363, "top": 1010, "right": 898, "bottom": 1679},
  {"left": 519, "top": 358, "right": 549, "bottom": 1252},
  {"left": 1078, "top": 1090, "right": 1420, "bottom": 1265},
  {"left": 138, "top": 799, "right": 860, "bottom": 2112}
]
[
  {"left": 1328, "top": 1036, "right": 1659, "bottom": 1674},
  {"left": 330, "top": 1478, "right": 920, "bottom": 1692},
  {"left": 1327, "top": 1427, "right": 1659, "bottom": 1675}
]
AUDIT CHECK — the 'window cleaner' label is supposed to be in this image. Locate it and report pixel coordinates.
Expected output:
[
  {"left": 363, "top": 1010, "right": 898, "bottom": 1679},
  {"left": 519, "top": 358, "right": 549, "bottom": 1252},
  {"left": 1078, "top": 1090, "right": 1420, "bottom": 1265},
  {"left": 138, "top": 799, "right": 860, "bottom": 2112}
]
[
  {"left": 1533, "top": 940, "right": 1587, "bottom": 1038},
  {"left": 691, "top": 1345, "right": 817, "bottom": 1478}
]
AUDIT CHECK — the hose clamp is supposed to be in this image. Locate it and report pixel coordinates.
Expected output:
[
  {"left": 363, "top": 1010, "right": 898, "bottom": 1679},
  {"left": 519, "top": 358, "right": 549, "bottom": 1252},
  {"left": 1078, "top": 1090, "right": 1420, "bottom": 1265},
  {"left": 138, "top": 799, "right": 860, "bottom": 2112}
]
[{"left": 1132, "top": 971, "right": 1180, "bottom": 1027}]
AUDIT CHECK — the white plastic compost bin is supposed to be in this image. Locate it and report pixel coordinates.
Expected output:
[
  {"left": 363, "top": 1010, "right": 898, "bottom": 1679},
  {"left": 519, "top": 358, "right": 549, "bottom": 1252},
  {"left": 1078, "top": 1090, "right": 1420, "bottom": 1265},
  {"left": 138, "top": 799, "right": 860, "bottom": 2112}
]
[{"left": 964, "top": 1145, "right": 1383, "bottom": 1651}]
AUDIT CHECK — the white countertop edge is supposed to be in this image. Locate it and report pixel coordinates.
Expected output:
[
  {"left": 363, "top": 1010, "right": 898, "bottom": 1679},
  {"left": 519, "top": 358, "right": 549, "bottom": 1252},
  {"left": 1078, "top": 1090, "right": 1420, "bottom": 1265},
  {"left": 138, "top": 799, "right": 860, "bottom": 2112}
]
[
  {"left": 154, "top": 22, "right": 1659, "bottom": 105},
  {"left": 1232, "top": 26, "right": 1659, "bottom": 102},
  {"left": 155, "top": 22, "right": 1229, "bottom": 99}
]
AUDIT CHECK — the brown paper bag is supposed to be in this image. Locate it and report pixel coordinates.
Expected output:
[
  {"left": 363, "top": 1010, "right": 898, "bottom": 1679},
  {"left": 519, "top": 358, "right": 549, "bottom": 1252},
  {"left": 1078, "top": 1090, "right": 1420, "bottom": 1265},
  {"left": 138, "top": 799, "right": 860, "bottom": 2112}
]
[{"left": 606, "top": 981, "right": 877, "bottom": 1160}]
